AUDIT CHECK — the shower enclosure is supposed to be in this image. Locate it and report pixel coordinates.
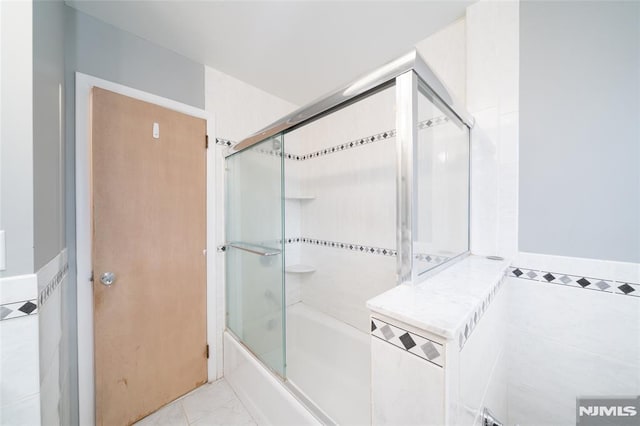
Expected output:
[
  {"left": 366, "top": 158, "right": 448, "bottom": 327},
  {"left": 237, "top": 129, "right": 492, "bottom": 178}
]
[{"left": 224, "top": 50, "right": 473, "bottom": 424}]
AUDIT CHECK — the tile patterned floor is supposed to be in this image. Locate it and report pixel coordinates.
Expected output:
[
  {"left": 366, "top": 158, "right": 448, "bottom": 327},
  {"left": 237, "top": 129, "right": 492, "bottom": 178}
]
[{"left": 135, "top": 379, "right": 257, "bottom": 426}]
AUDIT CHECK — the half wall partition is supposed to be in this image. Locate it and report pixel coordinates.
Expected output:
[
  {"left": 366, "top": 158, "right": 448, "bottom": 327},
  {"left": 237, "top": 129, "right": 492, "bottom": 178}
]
[{"left": 224, "top": 50, "right": 472, "bottom": 424}]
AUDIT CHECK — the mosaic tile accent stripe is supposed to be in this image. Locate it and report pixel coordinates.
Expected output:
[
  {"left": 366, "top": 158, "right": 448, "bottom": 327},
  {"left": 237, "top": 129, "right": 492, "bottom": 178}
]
[
  {"left": 239, "top": 237, "right": 451, "bottom": 267},
  {"left": 371, "top": 317, "right": 444, "bottom": 368},
  {"left": 291, "top": 128, "right": 397, "bottom": 160},
  {"left": 458, "top": 272, "right": 507, "bottom": 350},
  {"left": 285, "top": 236, "right": 450, "bottom": 267},
  {"left": 215, "top": 137, "right": 233, "bottom": 147},
  {"left": 217, "top": 115, "right": 449, "bottom": 160},
  {"left": 509, "top": 266, "right": 640, "bottom": 298},
  {"left": 289, "top": 237, "right": 396, "bottom": 257},
  {"left": 38, "top": 262, "right": 69, "bottom": 307},
  {"left": 0, "top": 299, "right": 38, "bottom": 321}
]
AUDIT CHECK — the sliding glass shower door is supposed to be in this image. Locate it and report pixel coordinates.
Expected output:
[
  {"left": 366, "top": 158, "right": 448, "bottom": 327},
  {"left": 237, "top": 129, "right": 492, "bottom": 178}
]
[{"left": 225, "top": 134, "right": 285, "bottom": 377}]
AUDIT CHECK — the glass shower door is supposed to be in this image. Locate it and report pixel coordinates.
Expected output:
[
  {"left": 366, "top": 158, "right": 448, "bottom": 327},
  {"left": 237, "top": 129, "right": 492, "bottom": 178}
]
[{"left": 225, "top": 135, "right": 285, "bottom": 377}]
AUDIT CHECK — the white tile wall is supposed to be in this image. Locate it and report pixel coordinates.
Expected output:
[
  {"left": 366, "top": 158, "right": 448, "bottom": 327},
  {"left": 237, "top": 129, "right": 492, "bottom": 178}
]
[
  {"left": 284, "top": 85, "right": 398, "bottom": 332},
  {"left": 0, "top": 394, "right": 41, "bottom": 426},
  {"left": 205, "top": 67, "right": 297, "bottom": 142},
  {"left": 371, "top": 336, "right": 445, "bottom": 425},
  {"left": 458, "top": 280, "right": 507, "bottom": 425},
  {"left": 0, "top": 273, "right": 40, "bottom": 424},
  {"left": 415, "top": 18, "right": 467, "bottom": 107},
  {"left": 298, "top": 245, "right": 396, "bottom": 333},
  {"left": 0, "top": 274, "right": 37, "bottom": 306},
  {"left": 36, "top": 249, "right": 68, "bottom": 426},
  {"left": 507, "top": 275, "right": 640, "bottom": 425},
  {"left": 478, "top": 350, "right": 508, "bottom": 426},
  {"left": 509, "top": 276, "right": 640, "bottom": 365},
  {"left": 0, "top": 315, "right": 40, "bottom": 424},
  {"left": 298, "top": 139, "right": 396, "bottom": 249},
  {"left": 467, "top": 0, "right": 519, "bottom": 259}
]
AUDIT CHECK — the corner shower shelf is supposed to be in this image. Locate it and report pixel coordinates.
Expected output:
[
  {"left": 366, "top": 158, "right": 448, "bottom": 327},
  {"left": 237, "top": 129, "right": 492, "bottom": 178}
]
[
  {"left": 285, "top": 264, "right": 316, "bottom": 274},
  {"left": 284, "top": 195, "right": 315, "bottom": 201}
]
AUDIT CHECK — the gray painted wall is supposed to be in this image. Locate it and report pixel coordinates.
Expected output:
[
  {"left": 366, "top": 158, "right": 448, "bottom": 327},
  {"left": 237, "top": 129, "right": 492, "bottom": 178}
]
[
  {"left": 66, "top": 8, "right": 204, "bottom": 108},
  {"left": 33, "top": 0, "right": 66, "bottom": 271},
  {"left": 33, "top": 1, "right": 71, "bottom": 424},
  {"left": 63, "top": 8, "right": 205, "bottom": 424},
  {"left": 519, "top": 1, "right": 640, "bottom": 263},
  {"left": 0, "top": 1, "right": 33, "bottom": 278}
]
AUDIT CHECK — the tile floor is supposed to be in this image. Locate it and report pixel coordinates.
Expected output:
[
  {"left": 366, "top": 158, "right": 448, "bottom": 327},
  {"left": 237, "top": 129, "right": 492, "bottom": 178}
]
[{"left": 135, "top": 379, "right": 257, "bottom": 426}]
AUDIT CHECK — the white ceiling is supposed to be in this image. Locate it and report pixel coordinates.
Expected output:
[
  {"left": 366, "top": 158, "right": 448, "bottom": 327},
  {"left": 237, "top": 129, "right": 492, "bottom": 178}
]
[{"left": 66, "top": 0, "right": 473, "bottom": 105}]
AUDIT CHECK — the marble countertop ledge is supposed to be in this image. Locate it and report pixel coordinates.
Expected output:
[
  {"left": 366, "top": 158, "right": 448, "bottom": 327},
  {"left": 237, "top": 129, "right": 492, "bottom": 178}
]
[{"left": 366, "top": 255, "right": 510, "bottom": 340}]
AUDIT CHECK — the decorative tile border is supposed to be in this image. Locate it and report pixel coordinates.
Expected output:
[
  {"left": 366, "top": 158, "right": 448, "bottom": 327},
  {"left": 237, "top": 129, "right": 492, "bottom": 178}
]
[
  {"left": 371, "top": 317, "right": 444, "bottom": 367},
  {"left": 215, "top": 137, "right": 234, "bottom": 147},
  {"left": 415, "top": 252, "right": 451, "bottom": 266},
  {"left": 288, "top": 236, "right": 396, "bottom": 257},
  {"left": 217, "top": 116, "right": 449, "bottom": 160},
  {"left": 0, "top": 273, "right": 38, "bottom": 322},
  {"left": 289, "top": 128, "right": 397, "bottom": 161},
  {"left": 38, "top": 262, "right": 69, "bottom": 307},
  {"left": 285, "top": 236, "right": 450, "bottom": 267},
  {"left": 0, "top": 299, "right": 38, "bottom": 321},
  {"left": 509, "top": 266, "right": 639, "bottom": 297},
  {"left": 458, "top": 272, "right": 508, "bottom": 350}
]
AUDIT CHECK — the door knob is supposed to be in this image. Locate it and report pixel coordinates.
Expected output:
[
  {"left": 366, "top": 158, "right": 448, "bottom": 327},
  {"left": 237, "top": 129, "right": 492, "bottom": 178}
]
[{"left": 100, "top": 272, "right": 116, "bottom": 286}]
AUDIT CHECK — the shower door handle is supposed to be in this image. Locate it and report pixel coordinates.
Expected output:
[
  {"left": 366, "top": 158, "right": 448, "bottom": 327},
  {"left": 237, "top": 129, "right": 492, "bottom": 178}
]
[{"left": 226, "top": 242, "right": 281, "bottom": 257}]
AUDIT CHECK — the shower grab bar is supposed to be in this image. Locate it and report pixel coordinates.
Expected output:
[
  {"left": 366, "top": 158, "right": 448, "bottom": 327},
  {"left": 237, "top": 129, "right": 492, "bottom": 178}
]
[{"left": 226, "top": 242, "right": 281, "bottom": 257}]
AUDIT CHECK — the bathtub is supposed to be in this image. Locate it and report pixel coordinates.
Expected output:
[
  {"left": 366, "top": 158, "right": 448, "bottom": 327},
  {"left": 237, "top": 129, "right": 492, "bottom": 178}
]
[
  {"left": 224, "top": 331, "right": 320, "bottom": 426},
  {"left": 224, "top": 302, "right": 371, "bottom": 425},
  {"left": 287, "top": 302, "right": 371, "bottom": 425}
]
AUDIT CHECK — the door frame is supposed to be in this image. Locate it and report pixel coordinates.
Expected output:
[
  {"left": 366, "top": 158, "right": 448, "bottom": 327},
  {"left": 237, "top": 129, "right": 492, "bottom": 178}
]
[{"left": 75, "top": 73, "right": 220, "bottom": 426}]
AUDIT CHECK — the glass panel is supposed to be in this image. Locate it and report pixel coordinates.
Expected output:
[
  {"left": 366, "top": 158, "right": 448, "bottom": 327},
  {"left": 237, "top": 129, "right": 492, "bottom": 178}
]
[
  {"left": 415, "top": 82, "right": 470, "bottom": 275},
  {"left": 283, "top": 85, "right": 396, "bottom": 424},
  {"left": 226, "top": 134, "right": 285, "bottom": 377}
]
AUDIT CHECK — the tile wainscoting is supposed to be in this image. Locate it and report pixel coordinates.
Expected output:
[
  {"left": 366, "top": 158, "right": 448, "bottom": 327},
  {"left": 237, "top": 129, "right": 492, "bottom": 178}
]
[
  {"left": 371, "top": 317, "right": 445, "bottom": 368},
  {"left": 0, "top": 273, "right": 39, "bottom": 321},
  {"left": 0, "top": 299, "right": 38, "bottom": 320},
  {"left": 509, "top": 253, "right": 639, "bottom": 298},
  {"left": 37, "top": 249, "right": 69, "bottom": 426},
  {"left": 0, "top": 273, "right": 40, "bottom": 424},
  {"left": 507, "top": 252, "right": 640, "bottom": 425},
  {"left": 368, "top": 256, "right": 510, "bottom": 425},
  {"left": 0, "top": 249, "right": 70, "bottom": 426}
]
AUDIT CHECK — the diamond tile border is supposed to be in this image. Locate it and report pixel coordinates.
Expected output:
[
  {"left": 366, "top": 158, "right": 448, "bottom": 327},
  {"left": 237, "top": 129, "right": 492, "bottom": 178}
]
[
  {"left": 216, "top": 116, "right": 449, "bottom": 160},
  {"left": 0, "top": 299, "right": 38, "bottom": 321},
  {"left": 289, "top": 237, "right": 397, "bottom": 257},
  {"left": 215, "top": 137, "right": 234, "bottom": 147},
  {"left": 509, "top": 266, "right": 639, "bottom": 298},
  {"left": 458, "top": 273, "right": 508, "bottom": 350},
  {"left": 285, "top": 236, "right": 450, "bottom": 266},
  {"left": 38, "top": 262, "right": 69, "bottom": 307},
  {"left": 291, "top": 128, "right": 397, "bottom": 160},
  {"left": 371, "top": 317, "right": 444, "bottom": 368}
]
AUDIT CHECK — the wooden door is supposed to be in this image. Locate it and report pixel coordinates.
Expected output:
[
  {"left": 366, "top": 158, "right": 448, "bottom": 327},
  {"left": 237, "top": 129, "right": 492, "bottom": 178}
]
[{"left": 91, "top": 88, "right": 207, "bottom": 426}]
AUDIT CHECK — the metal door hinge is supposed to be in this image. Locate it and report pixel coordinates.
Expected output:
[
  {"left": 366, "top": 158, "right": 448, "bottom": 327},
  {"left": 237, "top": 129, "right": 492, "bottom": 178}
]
[
  {"left": 206, "top": 135, "right": 209, "bottom": 149},
  {"left": 90, "top": 271, "right": 94, "bottom": 282},
  {"left": 206, "top": 344, "right": 210, "bottom": 359}
]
